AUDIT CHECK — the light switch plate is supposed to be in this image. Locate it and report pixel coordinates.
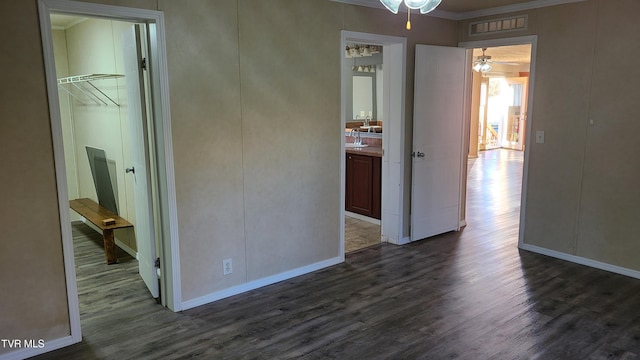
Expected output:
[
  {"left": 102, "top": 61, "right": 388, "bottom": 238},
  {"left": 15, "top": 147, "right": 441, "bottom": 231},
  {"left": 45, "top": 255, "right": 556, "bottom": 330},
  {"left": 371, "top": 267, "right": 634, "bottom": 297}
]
[{"left": 536, "top": 130, "right": 545, "bottom": 144}]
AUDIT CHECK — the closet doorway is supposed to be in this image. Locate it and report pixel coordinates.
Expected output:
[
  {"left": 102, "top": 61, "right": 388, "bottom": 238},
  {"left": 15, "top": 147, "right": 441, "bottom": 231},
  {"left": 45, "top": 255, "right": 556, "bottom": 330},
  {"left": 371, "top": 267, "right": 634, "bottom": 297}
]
[
  {"left": 39, "top": 0, "right": 181, "bottom": 348},
  {"left": 51, "top": 12, "right": 162, "bottom": 312}
]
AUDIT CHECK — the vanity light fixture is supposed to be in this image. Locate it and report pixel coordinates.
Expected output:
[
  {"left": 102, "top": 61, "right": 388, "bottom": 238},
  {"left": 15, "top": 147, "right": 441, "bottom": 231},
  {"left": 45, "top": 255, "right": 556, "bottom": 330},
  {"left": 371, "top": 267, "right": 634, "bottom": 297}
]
[
  {"left": 346, "top": 44, "right": 382, "bottom": 59},
  {"left": 379, "top": 0, "right": 442, "bottom": 30}
]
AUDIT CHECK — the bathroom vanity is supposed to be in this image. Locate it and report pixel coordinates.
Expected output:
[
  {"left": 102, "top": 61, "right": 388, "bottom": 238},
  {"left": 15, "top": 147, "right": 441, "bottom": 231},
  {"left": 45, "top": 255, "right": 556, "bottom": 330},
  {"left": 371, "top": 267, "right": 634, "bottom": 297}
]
[{"left": 345, "top": 147, "right": 382, "bottom": 219}]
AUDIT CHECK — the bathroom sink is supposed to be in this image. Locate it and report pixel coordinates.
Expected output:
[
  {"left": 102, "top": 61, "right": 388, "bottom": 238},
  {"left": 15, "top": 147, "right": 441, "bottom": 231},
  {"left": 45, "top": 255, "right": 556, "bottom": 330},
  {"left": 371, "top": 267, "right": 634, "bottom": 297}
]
[{"left": 345, "top": 143, "right": 368, "bottom": 148}]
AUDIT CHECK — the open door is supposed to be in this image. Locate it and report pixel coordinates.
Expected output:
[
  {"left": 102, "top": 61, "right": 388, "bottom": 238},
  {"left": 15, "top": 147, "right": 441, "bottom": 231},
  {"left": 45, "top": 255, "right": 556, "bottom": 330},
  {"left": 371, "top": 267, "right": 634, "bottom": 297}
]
[
  {"left": 410, "top": 45, "right": 467, "bottom": 241},
  {"left": 123, "top": 25, "right": 159, "bottom": 298}
]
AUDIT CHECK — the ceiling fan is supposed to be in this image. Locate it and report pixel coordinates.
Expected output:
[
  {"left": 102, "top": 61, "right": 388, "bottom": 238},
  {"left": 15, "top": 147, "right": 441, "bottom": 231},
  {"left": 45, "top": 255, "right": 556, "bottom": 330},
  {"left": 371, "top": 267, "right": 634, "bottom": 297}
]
[{"left": 472, "top": 48, "right": 520, "bottom": 73}]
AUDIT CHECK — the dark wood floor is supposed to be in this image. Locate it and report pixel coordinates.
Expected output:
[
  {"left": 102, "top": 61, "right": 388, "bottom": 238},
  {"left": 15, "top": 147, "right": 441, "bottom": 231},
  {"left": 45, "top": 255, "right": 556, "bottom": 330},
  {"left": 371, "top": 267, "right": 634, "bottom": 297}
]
[{"left": 33, "top": 149, "right": 640, "bottom": 360}]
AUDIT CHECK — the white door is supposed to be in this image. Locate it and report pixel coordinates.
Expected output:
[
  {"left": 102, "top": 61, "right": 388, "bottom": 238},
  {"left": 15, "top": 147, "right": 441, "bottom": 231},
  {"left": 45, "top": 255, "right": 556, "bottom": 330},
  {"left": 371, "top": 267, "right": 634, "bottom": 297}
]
[
  {"left": 123, "top": 26, "right": 159, "bottom": 298},
  {"left": 410, "top": 45, "right": 467, "bottom": 241}
]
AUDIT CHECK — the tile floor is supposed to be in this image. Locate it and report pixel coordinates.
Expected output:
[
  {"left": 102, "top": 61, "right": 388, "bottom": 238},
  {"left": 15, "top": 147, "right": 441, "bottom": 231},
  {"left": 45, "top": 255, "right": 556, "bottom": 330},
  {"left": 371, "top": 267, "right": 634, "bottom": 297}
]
[{"left": 344, "top": 215, "right": 381, "bottom": 253}]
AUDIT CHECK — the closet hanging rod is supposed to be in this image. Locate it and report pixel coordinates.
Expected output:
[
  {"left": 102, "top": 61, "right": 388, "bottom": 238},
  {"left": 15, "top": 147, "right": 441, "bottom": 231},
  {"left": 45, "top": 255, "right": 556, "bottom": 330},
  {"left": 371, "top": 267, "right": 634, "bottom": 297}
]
[
  {"left": 57, "top": 73, "right": 124, "bottom": 85},
  {"left": 57, "top": 74, "right": 124, "bottom": 107}
]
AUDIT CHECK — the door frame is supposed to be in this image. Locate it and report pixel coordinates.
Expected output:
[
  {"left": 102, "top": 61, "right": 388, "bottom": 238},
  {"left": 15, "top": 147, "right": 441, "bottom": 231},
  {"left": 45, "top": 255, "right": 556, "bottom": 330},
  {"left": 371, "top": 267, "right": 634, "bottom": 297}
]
[
  {"left": 37, "top": 0, "right": 182, "bottom": 348},
  {"left": 341, "top": 31, "right": 407, "bottom": 253},
  {"left": 458, "top": 35, "right": 538, "bottom": 246}
]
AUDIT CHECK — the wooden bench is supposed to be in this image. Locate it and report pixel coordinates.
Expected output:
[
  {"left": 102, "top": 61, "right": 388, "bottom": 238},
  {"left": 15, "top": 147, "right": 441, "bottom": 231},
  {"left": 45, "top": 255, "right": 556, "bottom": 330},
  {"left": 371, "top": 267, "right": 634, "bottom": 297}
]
[{"left": 69, "top": 198, "right": 133, "bottom": 264}]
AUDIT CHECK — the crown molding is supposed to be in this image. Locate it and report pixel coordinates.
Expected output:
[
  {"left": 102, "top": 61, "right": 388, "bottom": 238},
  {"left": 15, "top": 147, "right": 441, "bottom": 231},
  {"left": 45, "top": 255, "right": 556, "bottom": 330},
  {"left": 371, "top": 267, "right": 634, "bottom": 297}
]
[{"left": 330, "top": 0, "right": 587, "bottom": 20}]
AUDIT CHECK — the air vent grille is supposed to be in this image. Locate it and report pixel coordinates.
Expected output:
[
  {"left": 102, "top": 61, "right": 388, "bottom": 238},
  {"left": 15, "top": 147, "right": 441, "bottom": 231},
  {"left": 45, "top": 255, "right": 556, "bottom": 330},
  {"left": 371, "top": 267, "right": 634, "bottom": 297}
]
[{"left": 469, "top": 15, "right": 527, "bottom": 36}]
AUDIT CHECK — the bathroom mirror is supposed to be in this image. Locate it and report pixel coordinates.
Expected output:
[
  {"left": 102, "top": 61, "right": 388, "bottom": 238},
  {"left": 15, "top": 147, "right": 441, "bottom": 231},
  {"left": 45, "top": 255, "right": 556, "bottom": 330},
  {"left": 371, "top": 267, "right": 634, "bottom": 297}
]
[
  {"left": 344, "top": 44, "right": 383, "bottom": 128},
  {"left": 352, "top": 73, "right": 376, "bottom": 120}
]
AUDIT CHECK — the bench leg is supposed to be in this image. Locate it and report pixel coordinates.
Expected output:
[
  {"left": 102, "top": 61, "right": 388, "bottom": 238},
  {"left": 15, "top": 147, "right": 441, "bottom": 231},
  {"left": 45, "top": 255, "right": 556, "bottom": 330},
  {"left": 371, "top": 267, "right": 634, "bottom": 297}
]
[{"left": 103, "top": 229, "right": 118, "bottom": 265}]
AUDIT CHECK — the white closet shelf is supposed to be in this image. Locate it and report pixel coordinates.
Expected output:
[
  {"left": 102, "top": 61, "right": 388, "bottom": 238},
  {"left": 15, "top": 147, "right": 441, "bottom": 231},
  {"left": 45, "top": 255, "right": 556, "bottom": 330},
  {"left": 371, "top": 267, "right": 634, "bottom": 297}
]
[{"left": 57, "top": 73, "right": 124, "bottom": 107}]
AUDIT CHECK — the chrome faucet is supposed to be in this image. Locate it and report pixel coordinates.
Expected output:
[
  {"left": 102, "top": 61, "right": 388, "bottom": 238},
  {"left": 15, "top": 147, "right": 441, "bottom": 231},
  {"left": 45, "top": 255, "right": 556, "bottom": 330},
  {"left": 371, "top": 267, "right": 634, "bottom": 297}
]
[
  {"left": 365, "top": 115, "right": 371, "bottom": 127},
  {"left": 350, "top": 128, "right": 361, "bottom": 145}
]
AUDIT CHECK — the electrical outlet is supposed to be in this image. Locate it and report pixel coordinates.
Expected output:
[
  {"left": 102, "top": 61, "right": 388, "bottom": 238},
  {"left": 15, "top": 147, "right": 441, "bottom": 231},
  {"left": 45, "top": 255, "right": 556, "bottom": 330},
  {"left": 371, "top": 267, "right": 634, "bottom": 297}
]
[{"left": 223, "top": 258, "right": 233, "bottom": 276}]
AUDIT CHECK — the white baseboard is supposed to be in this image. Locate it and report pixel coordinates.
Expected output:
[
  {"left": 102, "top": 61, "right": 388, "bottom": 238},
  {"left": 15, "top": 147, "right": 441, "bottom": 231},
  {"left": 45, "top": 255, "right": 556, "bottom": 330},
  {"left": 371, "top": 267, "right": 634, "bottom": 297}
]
[
  {"left": 400, "top": 236, "right": 411, "bottom": 245},
  {"left": 114, "top": 238, "right": 138, "bottom": 259},
  {"left": 0, "top": 335, "right": 76, "bottom": 360},
  {"left": 391, "top": 236, "right": 412, "bottom": 245},
  {"left": 519, "top": 243, "right": 640, "bottom": 280},
  {"left": 181, "top": 256, "right": 344, "bottom": 311}
]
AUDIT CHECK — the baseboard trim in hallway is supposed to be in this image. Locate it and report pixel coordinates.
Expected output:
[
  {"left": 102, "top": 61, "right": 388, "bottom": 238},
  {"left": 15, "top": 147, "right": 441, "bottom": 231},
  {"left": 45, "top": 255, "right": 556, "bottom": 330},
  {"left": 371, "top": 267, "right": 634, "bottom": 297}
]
[{"left": 520, "top": 243, "right": 640, "bottom": 280}]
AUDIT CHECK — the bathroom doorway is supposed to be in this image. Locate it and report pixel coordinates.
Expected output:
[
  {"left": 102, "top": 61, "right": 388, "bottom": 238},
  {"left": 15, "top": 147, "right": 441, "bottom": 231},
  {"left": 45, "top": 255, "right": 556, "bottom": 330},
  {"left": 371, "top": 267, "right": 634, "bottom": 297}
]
[
  {"left": 344, "top": 41, "right": 383, "bottom": 253},
  {"left": 341, "top": 31, "right": 407, "bottom": 254}
]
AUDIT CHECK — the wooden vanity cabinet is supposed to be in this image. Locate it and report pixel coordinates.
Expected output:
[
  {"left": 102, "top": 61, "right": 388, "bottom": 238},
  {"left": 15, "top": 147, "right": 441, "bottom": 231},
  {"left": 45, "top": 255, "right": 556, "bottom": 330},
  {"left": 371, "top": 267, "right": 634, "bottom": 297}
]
[{"left": 346, "top": 153, "right": 381, "bottom": 219}]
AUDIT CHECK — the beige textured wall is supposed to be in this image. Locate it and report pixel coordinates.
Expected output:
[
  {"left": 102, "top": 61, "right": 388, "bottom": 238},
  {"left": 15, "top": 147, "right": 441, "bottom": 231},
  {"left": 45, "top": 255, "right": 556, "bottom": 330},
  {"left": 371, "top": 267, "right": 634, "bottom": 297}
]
[
  {"left": 0, "top": 1, "right": 71, "bottom": 352},
  {"left": 462, "top": 0, "right": 640, "bottom": 271},
  {"left": 161, "top": 0, "right": 247, "bottom": 299},
  {"left": 238, "top": 1, "right": 343, "bottom": 280},
  {"left": 575, "top": 0, "right": 640, "bottom": 269},
  {"left": 523, "top": 2, "right": 596, "bottom": 254},
  {"left": 161, "top": 0, "right": 457, "bottom": 300}
]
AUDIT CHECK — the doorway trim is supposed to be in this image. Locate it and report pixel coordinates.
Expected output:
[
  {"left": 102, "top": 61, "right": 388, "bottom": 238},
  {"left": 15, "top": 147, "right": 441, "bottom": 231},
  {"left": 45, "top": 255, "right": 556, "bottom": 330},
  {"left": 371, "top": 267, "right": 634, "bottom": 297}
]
[
  {"left": 341, "top": 31, "right": 407, "bottom": 253},
  {"left": 37, "top": 0, "right": 182, "bottom": 352},
  {"left": 458, "top": 35, "right": 538, "bottom": 246}
]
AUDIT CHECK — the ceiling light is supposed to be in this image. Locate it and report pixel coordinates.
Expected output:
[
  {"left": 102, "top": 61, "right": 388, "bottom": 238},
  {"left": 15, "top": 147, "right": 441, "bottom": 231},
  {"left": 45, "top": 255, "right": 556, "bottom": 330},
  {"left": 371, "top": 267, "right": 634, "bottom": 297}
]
[
  {"left": 473, "top": 61, "right": 492, "bottom": 73},
  {"left": 472, "top": 48, "right": 493, "bottom": 73},
  {"left": 380, "top": 0, "right": 442, "bottom": 30},
  {"left": 418, "top": 0, "right": 442, "bottom": 14}
]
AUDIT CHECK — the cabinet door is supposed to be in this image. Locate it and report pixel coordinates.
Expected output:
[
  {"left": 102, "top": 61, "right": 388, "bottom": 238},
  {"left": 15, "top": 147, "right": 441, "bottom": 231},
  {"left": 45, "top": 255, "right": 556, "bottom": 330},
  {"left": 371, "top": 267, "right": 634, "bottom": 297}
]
[{"left": 346, "top": 153, "right": 381, "bottom": 219}]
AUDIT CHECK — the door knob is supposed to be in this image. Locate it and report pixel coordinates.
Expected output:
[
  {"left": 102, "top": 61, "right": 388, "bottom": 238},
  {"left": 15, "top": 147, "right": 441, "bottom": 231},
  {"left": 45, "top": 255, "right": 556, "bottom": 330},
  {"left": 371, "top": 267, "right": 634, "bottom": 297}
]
[
  {"left": 412, "top": 152, "right": 425, "bottom": 158},
  {"left": 126, "top": 167, "right": 135, "bottom": 174}
]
